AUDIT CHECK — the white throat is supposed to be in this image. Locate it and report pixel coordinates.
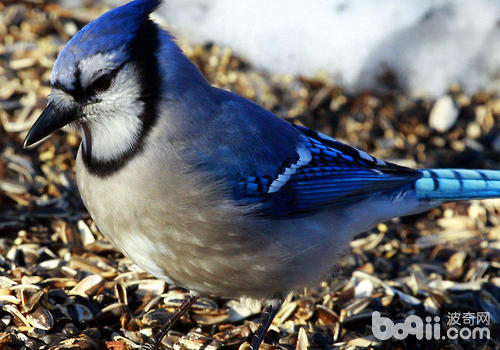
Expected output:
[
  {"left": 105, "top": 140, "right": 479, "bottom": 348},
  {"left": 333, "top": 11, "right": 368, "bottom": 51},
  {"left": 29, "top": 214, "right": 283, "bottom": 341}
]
[
  {"left": 82, "top": 114, "right": 142, "bottom": 161},
  {"left": 80, "top": 64, "right": 144, "bottom": 162}
]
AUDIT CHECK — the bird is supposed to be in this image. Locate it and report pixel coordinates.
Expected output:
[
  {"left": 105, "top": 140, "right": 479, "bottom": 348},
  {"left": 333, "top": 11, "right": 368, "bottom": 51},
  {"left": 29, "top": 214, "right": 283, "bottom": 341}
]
[{"left": 23, "top": 0, "right": 500, "bottom": 348}]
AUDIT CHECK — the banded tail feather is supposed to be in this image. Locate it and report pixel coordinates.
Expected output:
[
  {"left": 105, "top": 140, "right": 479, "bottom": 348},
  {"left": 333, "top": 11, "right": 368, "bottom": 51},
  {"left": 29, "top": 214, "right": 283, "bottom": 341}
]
[{"left": 415, "top": 169, "right": 500, "bottom": 200}]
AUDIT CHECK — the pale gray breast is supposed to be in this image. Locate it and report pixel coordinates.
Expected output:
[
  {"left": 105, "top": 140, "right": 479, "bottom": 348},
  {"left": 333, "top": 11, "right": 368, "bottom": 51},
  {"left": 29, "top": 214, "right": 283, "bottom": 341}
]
[
  {"left": 75, "top": 138, "right": 418, "bottom": 299},
  {"left": 73, "top": 143, "right": 387, "bottom": 298}
]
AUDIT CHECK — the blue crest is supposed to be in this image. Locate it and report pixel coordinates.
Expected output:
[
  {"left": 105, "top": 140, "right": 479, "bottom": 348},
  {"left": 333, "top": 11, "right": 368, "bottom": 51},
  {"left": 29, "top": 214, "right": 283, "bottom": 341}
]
[{"left": 52, "top": 0, "right": 161, "bottom": 90}]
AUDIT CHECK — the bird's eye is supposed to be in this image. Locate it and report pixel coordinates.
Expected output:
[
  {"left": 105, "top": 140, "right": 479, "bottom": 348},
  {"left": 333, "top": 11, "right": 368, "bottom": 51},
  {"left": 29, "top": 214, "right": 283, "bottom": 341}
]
[{"left": 90, "top": 74, "right": 112, "bottom": 92}]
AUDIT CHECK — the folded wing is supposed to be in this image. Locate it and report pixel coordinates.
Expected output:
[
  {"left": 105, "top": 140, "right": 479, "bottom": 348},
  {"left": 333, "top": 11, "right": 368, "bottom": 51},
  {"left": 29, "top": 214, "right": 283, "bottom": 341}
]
[{"left": 237, "top": 125, "right": 422, "bottom": 217}]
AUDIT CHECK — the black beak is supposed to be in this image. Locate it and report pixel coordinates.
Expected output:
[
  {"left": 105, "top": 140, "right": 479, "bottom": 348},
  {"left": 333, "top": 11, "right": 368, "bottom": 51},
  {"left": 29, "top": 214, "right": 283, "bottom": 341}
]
[{"left": 24, "top": 102, "right": 80, "bottom": 148}]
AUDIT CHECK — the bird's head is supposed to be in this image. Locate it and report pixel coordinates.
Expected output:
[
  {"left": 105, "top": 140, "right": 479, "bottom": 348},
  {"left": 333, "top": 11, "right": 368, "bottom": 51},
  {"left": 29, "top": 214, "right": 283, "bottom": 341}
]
[{"left": 24, "top": 0, "right": 166, "bottom": 175}]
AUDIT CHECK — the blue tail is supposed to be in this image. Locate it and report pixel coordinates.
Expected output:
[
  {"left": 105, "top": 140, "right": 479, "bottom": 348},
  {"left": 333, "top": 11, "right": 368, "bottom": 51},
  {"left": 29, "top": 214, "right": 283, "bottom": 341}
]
[{"left": 415, "top": 169, "right": 500, "bottom": 201}]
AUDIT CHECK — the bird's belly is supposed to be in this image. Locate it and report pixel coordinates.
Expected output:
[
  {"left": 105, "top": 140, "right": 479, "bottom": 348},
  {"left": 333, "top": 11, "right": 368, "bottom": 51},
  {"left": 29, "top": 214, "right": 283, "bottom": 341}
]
[
  {"left": 75, "top": 175, "right": 205, "bottom": 289},
  {"left": 74, "top": 152, "right": 300, "bottom": 298},
  {"left": 75, "top": 174, "right": 352, "bottom": 299},
  {"left": 75, "top": 151, "right": 417, "bottom": 299},
  {"left": 75, "top": 167, "right": 333, "bottom": 297}
]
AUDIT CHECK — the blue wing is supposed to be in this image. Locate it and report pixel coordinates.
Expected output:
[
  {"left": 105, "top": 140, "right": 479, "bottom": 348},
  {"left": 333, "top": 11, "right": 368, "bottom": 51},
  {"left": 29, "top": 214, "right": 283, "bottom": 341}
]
[{"left": 236, "top": 125, "right": 422, "bottom": 217}]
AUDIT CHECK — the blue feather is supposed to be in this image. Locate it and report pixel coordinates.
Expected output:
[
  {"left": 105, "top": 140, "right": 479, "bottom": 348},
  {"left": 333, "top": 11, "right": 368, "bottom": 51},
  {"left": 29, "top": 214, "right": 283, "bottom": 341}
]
[
  {"left": 237, "top": 125, "right": 421, "bottom": 216},
  {"left": 52, "top": 0, "right": 161, "bottom": 90},
  {"left": 415, "top": 169, "right": 500, "bottom": 200}
]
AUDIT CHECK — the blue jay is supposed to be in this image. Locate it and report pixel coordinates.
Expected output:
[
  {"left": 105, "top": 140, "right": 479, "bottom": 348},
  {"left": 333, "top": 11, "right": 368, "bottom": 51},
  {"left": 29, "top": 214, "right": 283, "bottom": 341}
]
[{"left": 24, "top": 0, "right": 500, "bottom": 348}]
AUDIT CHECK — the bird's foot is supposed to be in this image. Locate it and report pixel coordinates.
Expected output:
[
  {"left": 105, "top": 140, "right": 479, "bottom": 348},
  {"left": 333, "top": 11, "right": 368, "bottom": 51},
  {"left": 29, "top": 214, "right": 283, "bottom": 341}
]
[
  {"left": 249, "top": 295, "right": 283, "bottom": 350},
  {"left": 144, "top": 294, "right": 199, "bottom": 349}
]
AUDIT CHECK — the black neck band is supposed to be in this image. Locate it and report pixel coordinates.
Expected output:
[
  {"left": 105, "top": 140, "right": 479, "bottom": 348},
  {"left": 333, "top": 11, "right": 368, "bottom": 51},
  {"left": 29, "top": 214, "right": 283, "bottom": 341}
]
[{"left": 81, "top": 20, "right": 161, "bottom": 177}]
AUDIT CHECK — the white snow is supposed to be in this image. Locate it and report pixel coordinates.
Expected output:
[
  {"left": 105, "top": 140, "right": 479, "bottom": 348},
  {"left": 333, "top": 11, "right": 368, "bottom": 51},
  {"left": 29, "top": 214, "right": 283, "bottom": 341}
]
[{"left": 64, "top": 0, "right": 500, "bottom": 97}]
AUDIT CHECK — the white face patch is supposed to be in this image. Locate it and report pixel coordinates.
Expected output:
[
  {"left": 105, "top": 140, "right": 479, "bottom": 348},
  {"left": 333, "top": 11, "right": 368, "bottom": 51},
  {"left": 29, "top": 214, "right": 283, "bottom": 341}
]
[
  {"left": 48, "top": 89, "right": 76, "bottom": 111},
  {"left": 80, "top": 64, "right": 144, "bottom": 161},
  {"left": 77, "top": 49, "right": 127, "bottom": 89},
  {"left": 268, "top": 145, "right": 312, "bottom": 193}
]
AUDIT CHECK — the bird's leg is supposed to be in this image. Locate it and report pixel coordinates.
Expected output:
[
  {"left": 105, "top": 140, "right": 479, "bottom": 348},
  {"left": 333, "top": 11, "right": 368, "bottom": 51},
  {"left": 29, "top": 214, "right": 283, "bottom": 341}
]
[
  {"left": 249, "top": 295, "right": 283, "bottom": 350},
  {"left": 145, "top": 294, "right": 199, "bottom": 349}
]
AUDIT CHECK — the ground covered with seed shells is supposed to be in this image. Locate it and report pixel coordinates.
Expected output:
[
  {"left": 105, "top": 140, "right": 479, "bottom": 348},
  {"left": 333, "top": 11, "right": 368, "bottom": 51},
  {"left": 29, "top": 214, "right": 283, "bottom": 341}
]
[{"left": 1, "top": 2, "right": 500, "bottom": 350}]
